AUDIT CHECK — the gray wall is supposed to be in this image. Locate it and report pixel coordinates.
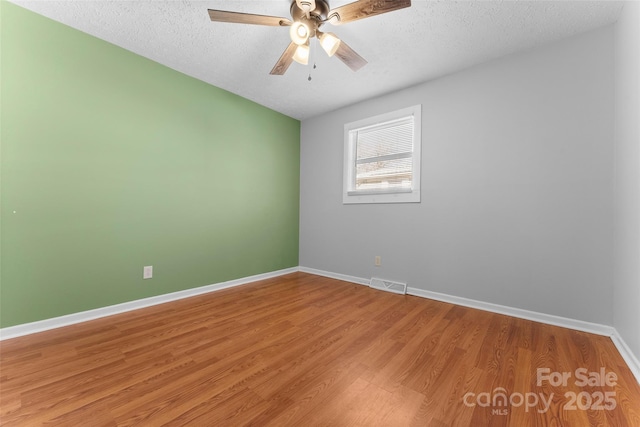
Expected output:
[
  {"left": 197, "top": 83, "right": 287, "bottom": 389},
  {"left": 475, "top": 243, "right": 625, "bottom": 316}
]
[
  {"left": 300, "top": 26, "right": 615, "bottom": 325},
  {"left": 613, "top": 2, "right": 640, "bottom": 359}
]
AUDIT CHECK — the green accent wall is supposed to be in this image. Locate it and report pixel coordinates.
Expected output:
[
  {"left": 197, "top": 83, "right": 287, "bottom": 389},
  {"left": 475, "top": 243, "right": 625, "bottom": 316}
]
[{"left": 0, "top": 2, "right": 300, "bottom": 328}]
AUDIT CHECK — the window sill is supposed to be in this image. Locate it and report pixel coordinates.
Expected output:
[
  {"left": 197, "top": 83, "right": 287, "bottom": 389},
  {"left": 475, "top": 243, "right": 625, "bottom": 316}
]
[{"left": 343, "top": 189, "right": 420, "bottom": 204}]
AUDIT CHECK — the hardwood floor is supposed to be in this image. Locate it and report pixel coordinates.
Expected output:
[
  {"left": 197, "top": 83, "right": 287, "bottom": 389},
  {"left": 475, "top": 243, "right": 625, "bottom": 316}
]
[{"left": 1, "top": 272, "right": 639, "bottom": 426}]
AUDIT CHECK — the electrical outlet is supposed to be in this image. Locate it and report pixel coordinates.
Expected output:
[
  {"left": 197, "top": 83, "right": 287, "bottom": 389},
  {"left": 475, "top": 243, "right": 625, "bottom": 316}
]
[
  {"left": 375, "top": 256, "right": 381, "bottom": 267},
  {"left": 143, "top": 266, "right": 153, "bottom": 279}
]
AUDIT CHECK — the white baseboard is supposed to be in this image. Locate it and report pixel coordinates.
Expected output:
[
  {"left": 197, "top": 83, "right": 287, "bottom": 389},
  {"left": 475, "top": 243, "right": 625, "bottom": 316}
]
[
  {"left": 611, "top": 332, "right": 640, "bottom": 385},
  {"left": 0, "top": 267, "right": 298, "bottom": 341},
  {"left": 406, "top": 287, "right": 616, "bottom": 337},
  {"left": 298, "top": 266, "right": 370, "bottom": 286}
]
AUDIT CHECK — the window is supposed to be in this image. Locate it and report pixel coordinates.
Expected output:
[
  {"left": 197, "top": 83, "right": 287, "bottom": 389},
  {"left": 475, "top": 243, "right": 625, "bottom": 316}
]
[{"left": 343, "top": 105, "right": 421, "bottom": 204}]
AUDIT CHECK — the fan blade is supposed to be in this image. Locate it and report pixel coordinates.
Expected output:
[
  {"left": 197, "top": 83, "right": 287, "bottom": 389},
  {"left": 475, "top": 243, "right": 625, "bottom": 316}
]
[
  {"left": 208, "top": 9, "right": 291, "bottom": 26},
  {"left": 270, "top": 42, "right": 299, "bottom": 75},
  {"left": 335, "top": 41, "right": 367, "bottom": 71},
  {"left": 327, "top": 0, "right": 411, "bottom": 25}
]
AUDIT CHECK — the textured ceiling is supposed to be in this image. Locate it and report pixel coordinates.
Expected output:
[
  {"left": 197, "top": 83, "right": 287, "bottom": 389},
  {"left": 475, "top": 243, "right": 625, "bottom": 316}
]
[{"left": 10, "top": 0, "right": 624, "bottom": 120}]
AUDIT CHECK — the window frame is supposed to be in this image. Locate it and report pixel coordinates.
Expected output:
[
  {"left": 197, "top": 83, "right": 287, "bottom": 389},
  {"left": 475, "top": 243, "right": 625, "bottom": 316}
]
[{"left": 343, "top": 104, "right": 422, "bottom": 204}]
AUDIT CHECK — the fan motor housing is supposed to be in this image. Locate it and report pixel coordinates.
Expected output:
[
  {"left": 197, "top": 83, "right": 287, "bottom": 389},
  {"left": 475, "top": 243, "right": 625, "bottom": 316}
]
[{"left": 290, "top": 0, "right": 330, "bottom": 22}]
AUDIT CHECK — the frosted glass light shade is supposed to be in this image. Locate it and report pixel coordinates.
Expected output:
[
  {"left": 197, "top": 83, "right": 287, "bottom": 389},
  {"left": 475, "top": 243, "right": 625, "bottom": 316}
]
[
  {"left": 319, "top": 32, "right": 341, "bottom": 57},
  {"left": 290, "top": 22, "right": 310, "bottom": 45},
  {"left": 293, "top": 43, "right": 310, "bottom": 65}
]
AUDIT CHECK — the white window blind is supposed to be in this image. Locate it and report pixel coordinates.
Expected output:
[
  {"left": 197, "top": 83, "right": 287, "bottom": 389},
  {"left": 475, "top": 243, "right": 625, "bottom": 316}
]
[
  {"left": 343, "top": 105, "right": 421, "bottom": 204},
  {"left": 351, "top": 116, "right": 414, "bottom": 194}
]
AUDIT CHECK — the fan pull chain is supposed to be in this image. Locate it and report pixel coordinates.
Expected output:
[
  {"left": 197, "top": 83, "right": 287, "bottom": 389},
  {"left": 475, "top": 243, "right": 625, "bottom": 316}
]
[
  {"left": 308, "top": 38, "right": 318, "bottom": 82},
  {"left": 308, "top": 62, "right": 316, "bottom": 81}
]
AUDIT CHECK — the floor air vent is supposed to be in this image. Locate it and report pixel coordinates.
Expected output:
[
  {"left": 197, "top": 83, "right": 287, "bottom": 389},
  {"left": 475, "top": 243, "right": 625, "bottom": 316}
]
[{"left": 369, "top": 277, "right": 407, "bottom": 295}]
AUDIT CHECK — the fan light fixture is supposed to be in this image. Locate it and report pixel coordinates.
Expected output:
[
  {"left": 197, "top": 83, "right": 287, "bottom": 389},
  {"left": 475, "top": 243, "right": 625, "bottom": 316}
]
[
  {"left": 293, "top": 43, "right": 310, "bottom": 65},
  {"left": 290, "top": 21, "right": 310, "bottom": 45},
  {"left": 318, "top": 31, "right": 341, "bottom": 57}
]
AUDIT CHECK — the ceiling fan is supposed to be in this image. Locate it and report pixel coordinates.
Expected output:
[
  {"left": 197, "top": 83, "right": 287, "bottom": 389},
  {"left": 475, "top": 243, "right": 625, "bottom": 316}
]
[{"left": 207, "top": 0, "right": 412, "bottom": 75}]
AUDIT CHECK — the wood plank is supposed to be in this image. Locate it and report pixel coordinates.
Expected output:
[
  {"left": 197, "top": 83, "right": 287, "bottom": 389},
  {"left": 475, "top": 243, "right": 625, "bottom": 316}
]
[{"left": 329, "top": 0, "right": 412, "bottom": 25}]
